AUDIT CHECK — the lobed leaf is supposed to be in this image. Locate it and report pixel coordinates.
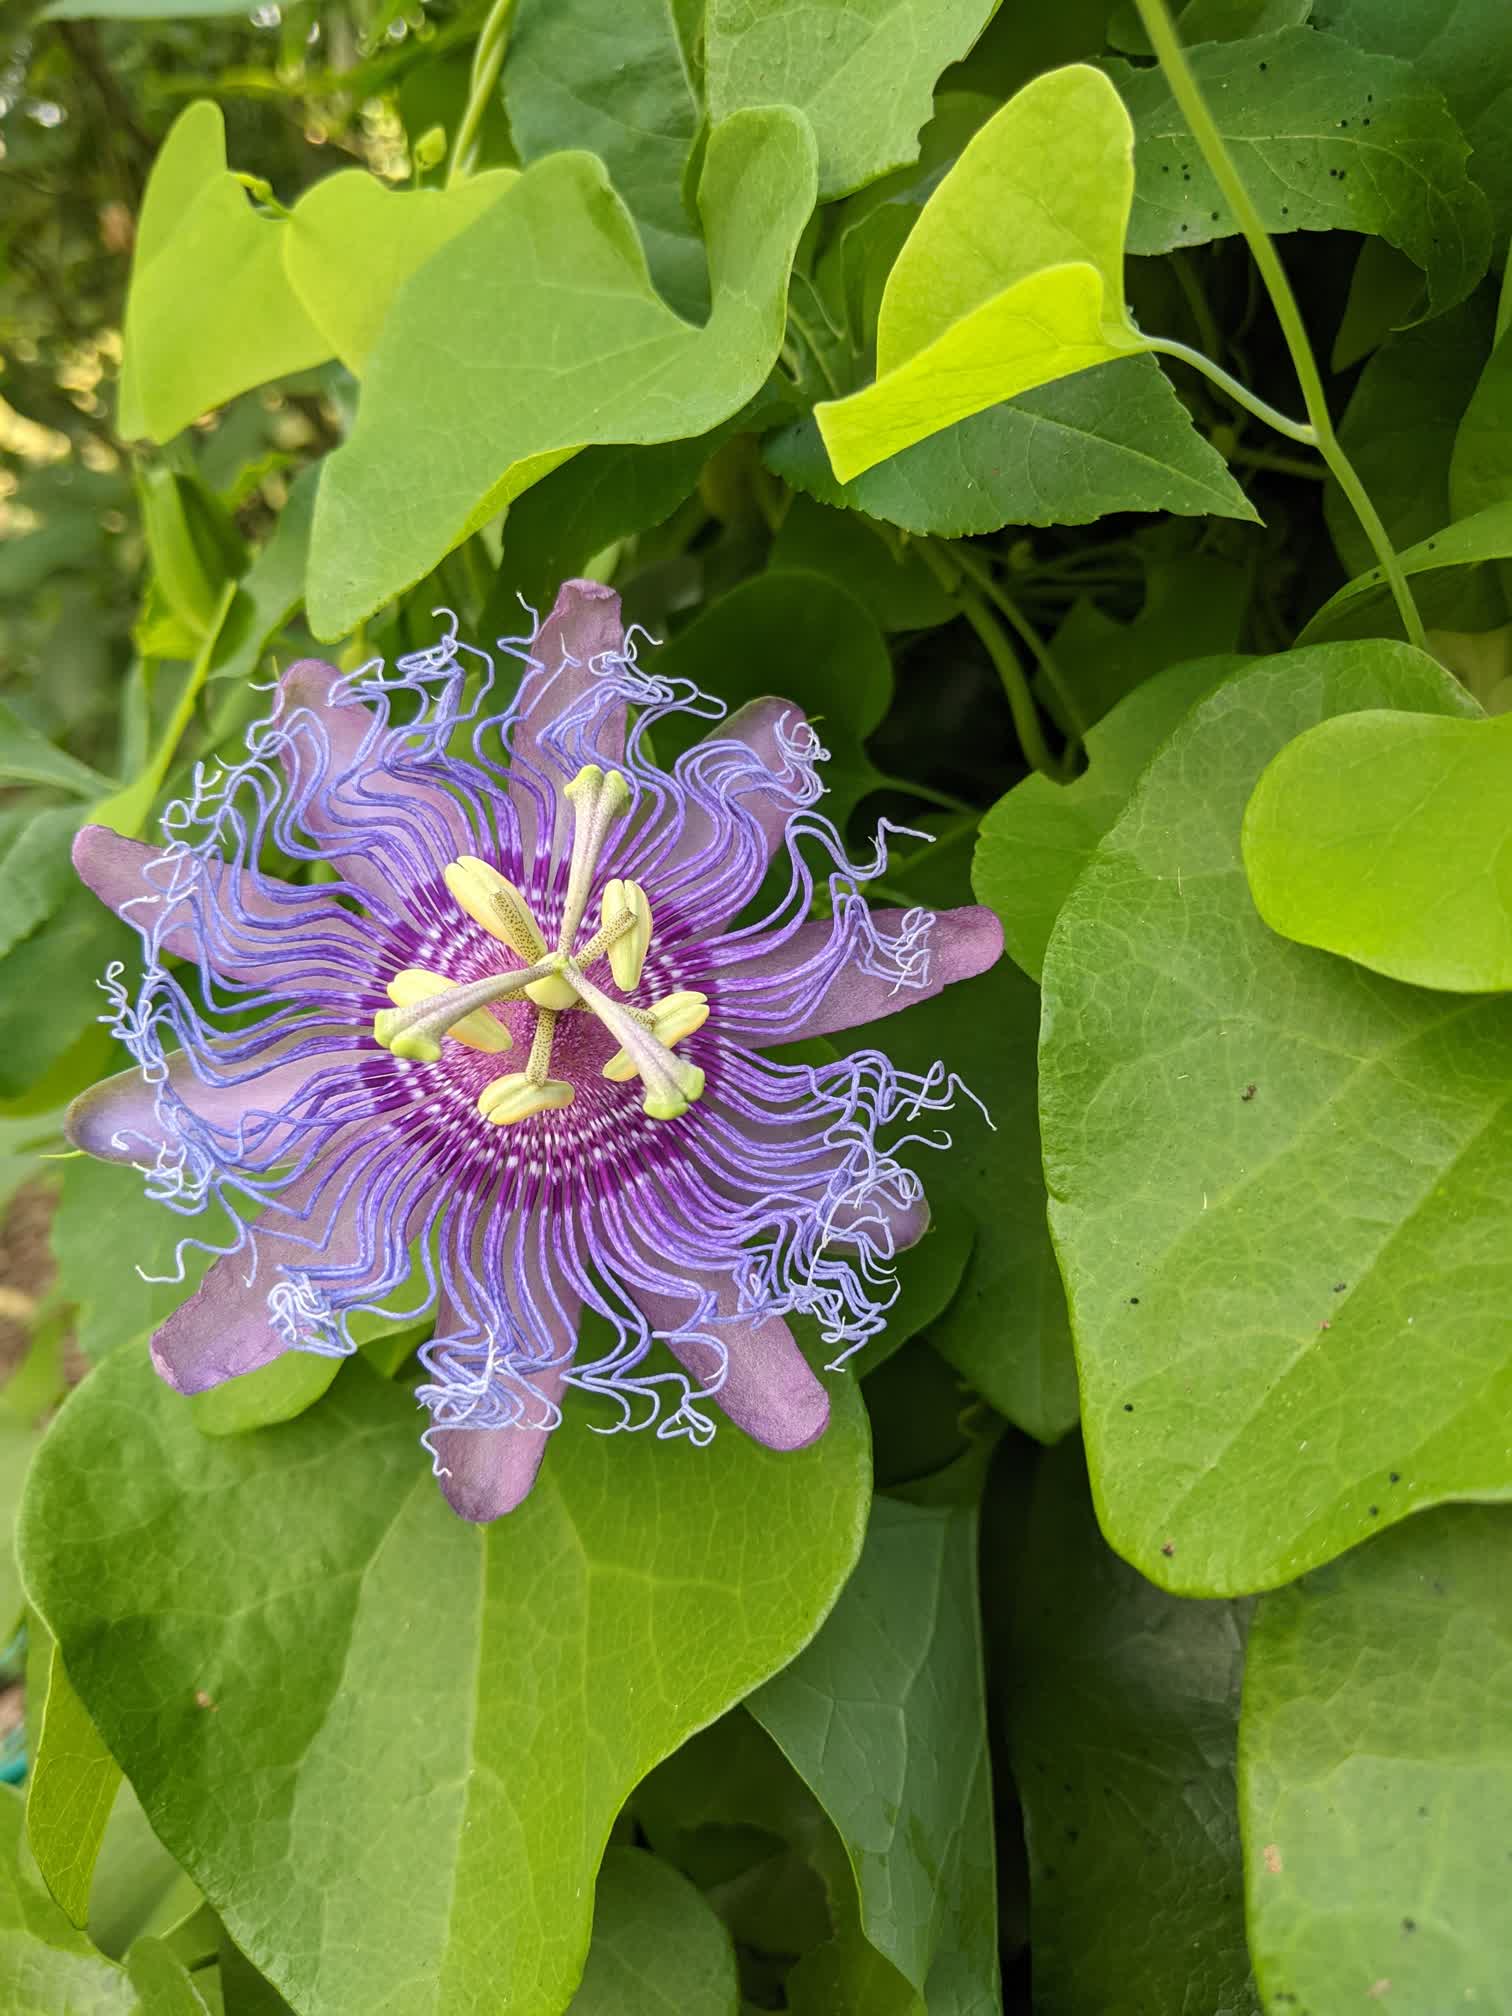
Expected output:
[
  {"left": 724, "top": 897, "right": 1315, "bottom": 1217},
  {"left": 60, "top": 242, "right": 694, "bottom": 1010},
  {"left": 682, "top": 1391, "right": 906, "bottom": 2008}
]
[{"left": 308, "top": 109, "right": 817, "bottom": 637}]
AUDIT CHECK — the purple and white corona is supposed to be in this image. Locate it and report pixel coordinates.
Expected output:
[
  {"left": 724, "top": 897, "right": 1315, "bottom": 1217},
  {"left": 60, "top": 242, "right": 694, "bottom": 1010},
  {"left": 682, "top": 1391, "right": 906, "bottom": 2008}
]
[{"left": 69, "top": 582, "right": 1001, "bottom": 1519}]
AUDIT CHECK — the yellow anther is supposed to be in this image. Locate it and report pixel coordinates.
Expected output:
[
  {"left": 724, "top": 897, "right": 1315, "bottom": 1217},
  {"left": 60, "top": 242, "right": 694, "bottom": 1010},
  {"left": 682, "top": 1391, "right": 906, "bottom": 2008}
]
[
  {"left": 443, "top": 857, "right": 547, "bottom": 964},
  {"left": 602, "top": 878, "right": 652, "bottom": 992},
  {"left": 373, "top": 1009, "right": 441, "bottom": 1064},
  {"left": 476, "top": 1072, "right": 575, "bottom": 1126},
  {"left": 603, "top": 990, "right": 708, "bottom": 1082},
  {"left": 385, "top": 969, "right": 512, "bottom": 1055},
  {"left": 642, "top": 1063, "right": 705, "bottom": 1122},
  {"left": 523, "top": 951, "right": 581, "bottom": 1013}
]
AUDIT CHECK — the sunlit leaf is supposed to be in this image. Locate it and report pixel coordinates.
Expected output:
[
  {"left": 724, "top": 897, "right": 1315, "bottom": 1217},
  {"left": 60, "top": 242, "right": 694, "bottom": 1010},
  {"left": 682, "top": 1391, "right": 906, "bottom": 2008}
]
[
  {"left": 26, "top": 1643, "right": 123, "bottom": 1929},
  {"left": 118, "top": 103, "right": 331, "bottom": 444},
  {"left": 816, "top": 67, "right": 1146, "bottom": 481},
  {"left": 308, "top": 109, "right": 817, "bottom": 638}
]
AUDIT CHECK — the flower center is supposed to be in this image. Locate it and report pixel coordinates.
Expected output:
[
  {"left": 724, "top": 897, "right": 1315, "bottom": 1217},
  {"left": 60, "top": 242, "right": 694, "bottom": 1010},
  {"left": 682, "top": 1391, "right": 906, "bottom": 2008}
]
[{"left": 370, "top": 765, "right": 709, "bottom": 1125}]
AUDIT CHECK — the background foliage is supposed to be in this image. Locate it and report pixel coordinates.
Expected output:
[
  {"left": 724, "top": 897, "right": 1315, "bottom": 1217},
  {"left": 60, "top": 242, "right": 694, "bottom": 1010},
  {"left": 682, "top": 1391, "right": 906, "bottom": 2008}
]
[{"left": 1, "top": 0, "right": 1510, "bottom": 2010}]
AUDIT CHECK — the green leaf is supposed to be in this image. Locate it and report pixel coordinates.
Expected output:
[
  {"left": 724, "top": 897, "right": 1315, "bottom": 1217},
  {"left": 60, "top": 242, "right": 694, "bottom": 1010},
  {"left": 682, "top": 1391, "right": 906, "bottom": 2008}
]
[
  {"left": 0, "top": 885, "right": 136, "bottom": 1103},
  {"left": 1007, "top": 1442, "right": 1259, "bottom": 2016},
  {"left": 505, "top": 0, "right": 705, "bottom": 316},
  {"left": 308, "top": 109, "right": 817, "bottom": 639},
  {"left": 769, "top": 354, "right": 1257, "bottom": 535},
  {"left": 844, "top": 957, "right": 1077, "bottom": 1442},
  {"left": 769, "top": 498, "right": 955, "bottom": 632},
  {"left": 1318, "top": 0, "right": 1512, "bottom": 248},
  {"left": 1114, "top": 28, "right": 1491, "bottom": 314},
  {"left": 282, "top": 169, "right": 519, "bottom": 376},
  {"left": 568, "top": 1849, "right": 738, "bottom": 2014},
  {"left": 1044, "top": 551, "right": 1248, "bottom": 732},
  {"left": 1332, "top": 237, "right": 1429, "bottom": 371},
  {"left": 1038, "top": 640, "right": 1512, "bottom": 1596},
  {"left": 0, "top": 702, "right": 113, "bottom": 798},
  {"left": 750, "top": 1495, "right": 1000, "bottom": 2015},
  {"left": 52, "top": 1158, "right": 213, "bottom": 1366},
  {"left": 19, "top": 1348, "right": 870, "bottom": 2016},
  {"left": 1450, "top": 322, "right": 1512, "bottom": 520},
  {"left": 1324, "top": 295, "right": 1493, "bottom": 578},
  {"left": 651, "top": 570, "right": 894, "bottom": 824},
  {"left": 189, "top": 1352, "right": 343, "bottom": 1438},
  {"left": 0, "top": 1786, "right": 135, "bottom": 2016},
  {"left": 974, "top": 654, "right": 1244, "bottom": 981},
  {"left": 1301, "top": 498, "right": 1512, "bottom": 642},
  {"left": 206, "top": 465, "right": 321, "bottom": 688},
  {"left": 1240, "top": 1503, "right": 1512, "bottom": 2014},
  {"left": 816, "top": 67, "right": 1145, "bottom": 481},
  {"left": 126, "top": 1935, "right": 215, "bottom": 2014},
  {"left": 1243, "top": 705, "right": 1512, "bottom": 992},
  {"left": 118, "top": 103, "right": 331, "bottom": 444},
  {"left": 26, "top": 1643, "right": 123, "bottom": 1929},
  {"left": 0, "top": 807, "right": 86, "bottom": 965},
  {"left": 704, "top": 0, "right": 997, "bottom": 202}
]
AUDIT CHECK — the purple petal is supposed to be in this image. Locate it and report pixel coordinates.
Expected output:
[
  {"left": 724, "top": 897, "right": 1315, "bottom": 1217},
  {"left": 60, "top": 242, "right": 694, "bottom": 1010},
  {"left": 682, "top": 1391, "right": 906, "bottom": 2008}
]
[
  {"left": 72, "top": 825, "right": 366, "bottom": 986},
  {"left": 149, "top": 1156, "right": 362, "bottom": 1395},
  {"left": 66, "top": 1046, "right": 363, "bottom": 1166},
  {"left": 724, "top": 904, "right": 1003, "bottom": 1044},
  {"left": 634, "top": 1273, "right": 830, "bottom": 1452},
  {"left": 646, "top": 697, "right": 809, "bottom": 931},
  {"left": 275, "top": 659, "right": 475, "bottom": 900},
  {"left": 428, "top": 1274, "right": 583, "bottom": 1521},
  {"left": 510, "top": 580, "right": 626, "bottom": 870}
]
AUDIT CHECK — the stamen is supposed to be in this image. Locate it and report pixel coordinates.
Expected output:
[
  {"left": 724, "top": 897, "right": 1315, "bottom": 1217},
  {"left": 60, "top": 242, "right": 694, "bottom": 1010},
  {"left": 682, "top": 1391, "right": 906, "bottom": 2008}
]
[
  {"left": 601, "top": 878, "right": 651, "bottom": 991},
  {"left": 557, "top": 764, "right": 631, "bottom": 955},
  {"left": 564, "top": 966, "right": 705, "bottom": 1120},
  {"left": 444, "top": 856, "right": 548, "bottom": 965},
  {"left": 525, "top": 1006, "right": 558, "bottom": 1087},
  {"left": 569, "top": 902, "right": 637, "bottom": 974},
  {"left": 373, "top": 956, "right": 560, "bottom": 1061},
  {"left": 476, "top": 1073, "right": 575, "bottom": 1125},
  {"left": 385, "top": 969, "right": 513, "bottom": 1055},
  {"left": 603, "top": 991, "right": 708, "bottom": 1081}
]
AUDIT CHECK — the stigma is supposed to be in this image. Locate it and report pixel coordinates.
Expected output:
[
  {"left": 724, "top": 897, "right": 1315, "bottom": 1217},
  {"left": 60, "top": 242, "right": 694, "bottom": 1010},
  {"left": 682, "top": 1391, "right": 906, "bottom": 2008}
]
[{"left": 372, "top": 764, "right": 708, "bottom": 1125}]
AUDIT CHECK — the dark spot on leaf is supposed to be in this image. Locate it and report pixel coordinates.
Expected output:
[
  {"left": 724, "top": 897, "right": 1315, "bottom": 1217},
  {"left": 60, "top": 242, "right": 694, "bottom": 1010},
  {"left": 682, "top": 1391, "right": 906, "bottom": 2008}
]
[
  {"left": 1161, "top": 1540, "right": 1176, "bottom": 1557},
  {"left": 1281, "top": 206, "right": 1290, "bottom": 216},
  {"left": 1123, "top": 1402, "right": 1134, "bottom": 1413},
  {"left": 1403, "top": 1918, "right": 1416, "bottom": 1933},
  {"left": 1362, "top": 117, "right": 1371, "bottom": 126},
  {"left": 1129, "top": 1296, "right": 1140, "bottom": 1305},
  {"left": 1368, "top": 1505, "right": 1379, "bottom": 1517},
  {"left": 1242, "top": 1082, "right": 1257, "bottom": 1101},
  {"left": 1066, "top": 1826, "right": 1080, "bottom": 1843},
  {"left": 1260, "top": 60, "right": 1269, "bottom": 71},
  {"left": 1389, "top": 1471, "right": 1400, "bottom": 1484},
  {"left": 1211, "top": 211, "right": 1220, "bottom": 221},
  {"left": 1333, "top": 1281, "right": 1346, "bottom": 1292},
  {"left": 1418, "top": 1806, "right": 1429, "bottom": 1817}
]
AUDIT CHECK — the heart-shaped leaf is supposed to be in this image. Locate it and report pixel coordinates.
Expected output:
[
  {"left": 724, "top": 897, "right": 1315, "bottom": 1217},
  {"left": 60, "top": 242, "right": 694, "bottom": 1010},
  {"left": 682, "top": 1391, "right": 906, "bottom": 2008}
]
[
  {"left": 1040, "top": 641, "right": 1511, "bottom": 1596},
  {"left": 20, "top": 1349, "right": 869, "bottom": 2016},
  {"left": 1244, "top": 706, "right": 1512, "bottom": 992}
]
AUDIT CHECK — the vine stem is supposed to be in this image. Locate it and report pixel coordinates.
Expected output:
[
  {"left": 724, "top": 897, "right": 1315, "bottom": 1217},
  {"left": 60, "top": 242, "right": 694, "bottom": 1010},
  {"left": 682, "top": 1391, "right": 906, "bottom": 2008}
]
[
  {"left": 1133, "top": 0, "right": 1427, "bottom": 650},
  {"left": 446, "top": 0, "right": 516, "bottom": 189}
]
